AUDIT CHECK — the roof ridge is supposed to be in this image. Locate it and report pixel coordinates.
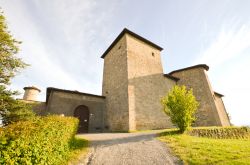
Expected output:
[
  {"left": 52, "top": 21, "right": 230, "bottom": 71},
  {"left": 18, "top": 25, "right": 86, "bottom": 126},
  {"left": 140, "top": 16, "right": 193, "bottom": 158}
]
[{"left": 101, "top": 28, "right": 163, "bottom": 58}]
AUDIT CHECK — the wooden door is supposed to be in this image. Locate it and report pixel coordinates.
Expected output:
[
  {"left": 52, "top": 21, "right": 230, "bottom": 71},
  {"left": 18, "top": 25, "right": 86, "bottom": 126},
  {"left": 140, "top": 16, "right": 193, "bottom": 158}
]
[{"left": 74, "top": 105, "right": 89, "bottom": 133}]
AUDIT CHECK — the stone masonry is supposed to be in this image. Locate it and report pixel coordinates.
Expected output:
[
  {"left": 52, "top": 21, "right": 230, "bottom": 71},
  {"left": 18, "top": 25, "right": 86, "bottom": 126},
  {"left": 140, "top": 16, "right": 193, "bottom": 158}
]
[
  {"left": 23, "top": 28, "right": 231, "bottom": 132},
  {"left": 169, "top": 65, "right": 230, "bottom": 126},
  {"left": 126, "top": 33, "right": 176, "bottom": 130}
]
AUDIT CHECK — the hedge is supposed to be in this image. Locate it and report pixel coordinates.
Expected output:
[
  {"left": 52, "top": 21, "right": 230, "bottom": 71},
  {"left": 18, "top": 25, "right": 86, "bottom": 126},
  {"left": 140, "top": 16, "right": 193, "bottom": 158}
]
[
  {"left": 187, "top": 126, "right": 250, "bottom": 139},
  {"left": 0, "top": 115, "right": 79, "bottom": 165}
]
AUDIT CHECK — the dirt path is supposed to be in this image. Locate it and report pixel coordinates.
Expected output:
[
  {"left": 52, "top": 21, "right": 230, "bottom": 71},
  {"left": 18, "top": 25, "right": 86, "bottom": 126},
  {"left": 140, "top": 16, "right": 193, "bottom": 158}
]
[{"left": 77, "top": 131, "right": 181, "bottom": 165}]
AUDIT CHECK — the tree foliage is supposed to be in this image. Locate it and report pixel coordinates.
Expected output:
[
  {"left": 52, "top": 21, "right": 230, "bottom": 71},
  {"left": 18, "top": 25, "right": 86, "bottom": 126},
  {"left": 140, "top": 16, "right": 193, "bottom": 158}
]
[
  {"left": 161, "top": 85, "right": 199, "bottom": 133},
  {"left": 0, "top": 85, "right": 35, "bottom": 125},
  {"left": 0, "top": 11, "right": 27, "bottom": 85},
  {"left": 0, "top": 10, "right": 34, "bottom": 125}
]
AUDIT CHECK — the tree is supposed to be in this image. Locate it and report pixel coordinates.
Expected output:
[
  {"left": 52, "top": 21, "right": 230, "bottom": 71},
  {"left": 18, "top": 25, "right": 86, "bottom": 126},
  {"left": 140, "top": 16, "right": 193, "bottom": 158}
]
[
  {"left": 0, "top": 11, "right": 27, "bottom": 84},
  {"left": 161, "top": 85, "right": 199, "bottom": 133},
  {"left": 0, "top": 85, "right": 35, "bottom": 125},
  {"left": 0, "top": 10, "right": 34, "bottom": 125}
]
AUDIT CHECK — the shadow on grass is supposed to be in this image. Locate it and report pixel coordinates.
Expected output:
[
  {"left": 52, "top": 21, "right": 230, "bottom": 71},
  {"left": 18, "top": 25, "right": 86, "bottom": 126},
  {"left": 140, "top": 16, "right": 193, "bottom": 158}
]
[
  {"left": 66, "top": 137, "right": 89, "bottom": 164},
  {"left": 158, "top": 129, "right": 182, "bottom": 137},
  {"left": 70, "top": 137, "right": 88, "bottom": 150}
]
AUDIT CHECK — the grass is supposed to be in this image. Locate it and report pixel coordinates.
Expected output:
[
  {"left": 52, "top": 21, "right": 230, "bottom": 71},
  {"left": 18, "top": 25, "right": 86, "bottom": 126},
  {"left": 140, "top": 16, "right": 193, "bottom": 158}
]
[
  {"left": 66, "top": 137, "right": 89, "bottom": 164},
  {"left": 158, "top": 129, "right": 250, "bottom": 165}
]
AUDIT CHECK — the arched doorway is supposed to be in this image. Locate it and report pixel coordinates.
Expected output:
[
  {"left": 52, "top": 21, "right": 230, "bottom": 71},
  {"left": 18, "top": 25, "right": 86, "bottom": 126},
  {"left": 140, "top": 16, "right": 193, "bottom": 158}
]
[{"left": 74, "top": 105, "right": 89, "bottom": 133}]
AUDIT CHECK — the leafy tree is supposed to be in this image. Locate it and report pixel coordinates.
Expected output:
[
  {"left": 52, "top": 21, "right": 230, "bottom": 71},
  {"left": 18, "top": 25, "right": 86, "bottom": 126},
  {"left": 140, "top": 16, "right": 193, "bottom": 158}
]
[
  {"left": 0, "top": 11, "right": 27, "bottom": 84},
  {"left": 161, "top": 85, "right": 199, "bottom": 133},
  {"left": 0, "top": 10, "right": 34, "bottom": 125}
]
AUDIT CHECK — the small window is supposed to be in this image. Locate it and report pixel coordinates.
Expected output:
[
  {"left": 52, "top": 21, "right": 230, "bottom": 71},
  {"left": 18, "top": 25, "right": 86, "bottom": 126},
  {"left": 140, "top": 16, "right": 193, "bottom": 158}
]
[
  {"left": 152, "top": 52, "right": 155, "bottom": 57},
  {"left": 118, "top": 45, "right": 121, "bottom": 49}
]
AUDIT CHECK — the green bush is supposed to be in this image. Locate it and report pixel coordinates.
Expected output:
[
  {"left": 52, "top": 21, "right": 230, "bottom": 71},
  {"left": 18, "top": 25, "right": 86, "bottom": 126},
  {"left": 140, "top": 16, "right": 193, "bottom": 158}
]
[
  {"left": 0, "top": 115, "right": 79, "bottom": 164},
  {"left": 161, "top": 85, "right": 199, "bottom": 133},
  {"left": 0, "top": 86, "right": 36, "bottom": 126},
  {"left": 187, "top": 127, "right": 250, "bottom": 139}
]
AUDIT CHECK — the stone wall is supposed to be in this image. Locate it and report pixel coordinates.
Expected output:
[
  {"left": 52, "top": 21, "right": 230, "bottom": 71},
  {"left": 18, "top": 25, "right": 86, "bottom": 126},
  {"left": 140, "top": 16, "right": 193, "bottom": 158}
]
[
  {"left": 102, "top": 29, "right": 230, "bottom": 131},
  {"left": 102, "top": 35, "right": 130, "bottom": 131},
  {"left": 214, "top": 93, "right": 231, "bottom": 126},
  {"left": 126, "top": 34, "right": 176, "bottom": 130},
  {"left": 128, "top": 74, "right": 176, "bottom": 130},
  {"left": 46, "top": 90, "right": 105, "bottom": 132},
  {"left": 126, "top": 33, "right": 163, "bottom": 77},
  {"left": 33, "top": 102, "right": 46, "bottom": 115},
  {"left": 19, "top": 99, "right": 46, "bottom": 115},
  {"left": 171, "top": 67, "right": 228, "bottom": 126},
  {"left": 23, "top": 89, "right": 40, "bottom": 101}
]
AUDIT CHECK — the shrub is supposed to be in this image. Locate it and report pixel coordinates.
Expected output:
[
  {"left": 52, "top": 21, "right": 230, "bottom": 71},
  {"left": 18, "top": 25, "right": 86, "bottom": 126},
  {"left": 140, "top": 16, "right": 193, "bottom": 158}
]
[
  {"left": 161, "top": 85, "right": 199, "bottom": 133},
  {"left": 0, "top": 115, "right": 79, "bottom": 164},
  {"left": 0, "top": 86, "right": 35, "bottom": 126},
  {"left": 187, "top": 126, "right": 250, "bottom": 139}
]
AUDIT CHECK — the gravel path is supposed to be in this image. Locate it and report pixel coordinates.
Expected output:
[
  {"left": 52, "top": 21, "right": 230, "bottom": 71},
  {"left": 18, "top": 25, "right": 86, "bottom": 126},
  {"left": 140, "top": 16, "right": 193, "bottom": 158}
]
[{"left": 77, "top": 131, "right": 181, "bottom": 165}]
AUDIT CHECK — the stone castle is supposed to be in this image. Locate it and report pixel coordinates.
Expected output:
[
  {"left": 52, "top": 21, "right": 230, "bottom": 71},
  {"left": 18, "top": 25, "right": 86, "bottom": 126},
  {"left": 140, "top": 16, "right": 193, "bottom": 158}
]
[{"left": 22, "top": 28, "right": 231, "bottom": 133}]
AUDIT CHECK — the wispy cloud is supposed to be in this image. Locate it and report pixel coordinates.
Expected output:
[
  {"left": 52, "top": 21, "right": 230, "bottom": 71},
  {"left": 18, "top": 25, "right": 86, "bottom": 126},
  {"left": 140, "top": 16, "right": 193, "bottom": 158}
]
[
  {"left": 194, "top": 24, "right": 250, "bottom": 126},
  {"left": 1, "top": 0, "right": 120, "bottom": 101},
  {"left": 195, "top": 24, "right": 250, "bottom": 68},
  {"left": 1, "top": 0, "right": 249, "bottom": 125}
]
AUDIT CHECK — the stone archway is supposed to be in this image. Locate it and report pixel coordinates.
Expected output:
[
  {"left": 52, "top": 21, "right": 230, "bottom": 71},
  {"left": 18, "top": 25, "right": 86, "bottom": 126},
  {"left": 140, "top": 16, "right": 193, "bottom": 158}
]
[{"left": 74, "top": 105, "right": 89, "bottom": 133}]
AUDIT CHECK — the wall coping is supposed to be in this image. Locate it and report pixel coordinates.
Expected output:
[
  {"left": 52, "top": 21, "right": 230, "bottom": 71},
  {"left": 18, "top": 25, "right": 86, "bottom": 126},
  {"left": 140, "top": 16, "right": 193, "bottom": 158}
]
[
  {"left": 163, "top": 74, "right": 180, "bottom": 81},
  {"left": 214, "top": 91, "right": 224, "bottom": 97},
  {"left": 23, "top": 86, "right": 41, "bottom": 92},
  {"left": 46, "top": 87, "right": 105, "bottom": 103},
  {"left": 168, "top": 64, "right": 209, "bottom": 75}
]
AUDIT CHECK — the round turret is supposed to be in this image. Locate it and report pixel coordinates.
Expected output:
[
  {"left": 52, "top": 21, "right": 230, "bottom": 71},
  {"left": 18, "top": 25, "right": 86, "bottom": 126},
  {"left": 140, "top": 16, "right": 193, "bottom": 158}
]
[{"left": 23, "top": 86, "right": 41, "bottom": 101}]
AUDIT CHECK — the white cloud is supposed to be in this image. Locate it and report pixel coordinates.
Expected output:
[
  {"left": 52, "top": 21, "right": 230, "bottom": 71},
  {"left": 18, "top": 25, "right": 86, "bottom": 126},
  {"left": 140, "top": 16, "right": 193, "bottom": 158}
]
[
  {"left": 0, "top": 0, "right": 120, "bottom": 101},
  {"left": 195, "top": 24, "right": 250, "bottom": 67},
  {"left": 195, "top": 25, "right": 250, "bottom": 126},
  {"left": 2, "top": 0, "right": 249, "bottom": 126}
]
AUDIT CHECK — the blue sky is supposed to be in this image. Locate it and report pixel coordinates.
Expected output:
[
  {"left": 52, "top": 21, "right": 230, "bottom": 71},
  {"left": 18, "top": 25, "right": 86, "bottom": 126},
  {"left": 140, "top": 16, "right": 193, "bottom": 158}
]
[{"left": 0, "top": 0, "right": 249, "bottom": 126}]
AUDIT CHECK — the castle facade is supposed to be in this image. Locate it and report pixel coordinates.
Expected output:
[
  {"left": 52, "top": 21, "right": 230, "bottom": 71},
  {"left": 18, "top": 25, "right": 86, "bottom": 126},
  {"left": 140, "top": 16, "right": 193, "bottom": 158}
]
[{"left": 22, "top": 29, "right": 230, "bottom": 132}]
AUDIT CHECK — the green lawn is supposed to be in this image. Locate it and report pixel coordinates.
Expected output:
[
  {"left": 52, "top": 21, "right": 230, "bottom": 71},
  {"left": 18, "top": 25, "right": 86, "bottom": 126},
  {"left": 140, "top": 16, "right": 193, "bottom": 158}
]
[{"left": 158, "top": 130, "right": 250, "bottom": 165}]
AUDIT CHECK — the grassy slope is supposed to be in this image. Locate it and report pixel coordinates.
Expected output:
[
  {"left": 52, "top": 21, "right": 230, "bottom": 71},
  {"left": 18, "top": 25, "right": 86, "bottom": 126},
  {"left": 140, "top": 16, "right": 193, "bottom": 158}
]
[{"left": 158, "top": 131, "right": 250, "bottom": 165}]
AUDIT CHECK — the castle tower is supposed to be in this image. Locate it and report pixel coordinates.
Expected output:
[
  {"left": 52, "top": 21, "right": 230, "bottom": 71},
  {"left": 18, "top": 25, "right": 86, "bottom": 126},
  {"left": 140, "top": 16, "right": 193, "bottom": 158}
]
[
  {"left": 102, "top": 29, "right": 175, "bottom": 131},
  {"left": 169, "top": 65, "right": 231, "bottom": 126},
  {"left": 23, "top": 86, "right": 41, "bottom": 101}
]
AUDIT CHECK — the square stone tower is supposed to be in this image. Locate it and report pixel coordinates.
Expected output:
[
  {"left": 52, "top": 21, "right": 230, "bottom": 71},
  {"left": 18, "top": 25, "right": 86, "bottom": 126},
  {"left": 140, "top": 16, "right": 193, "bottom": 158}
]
[{"left": 102, "top": 29, "right": 175, "bottom": 131}]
